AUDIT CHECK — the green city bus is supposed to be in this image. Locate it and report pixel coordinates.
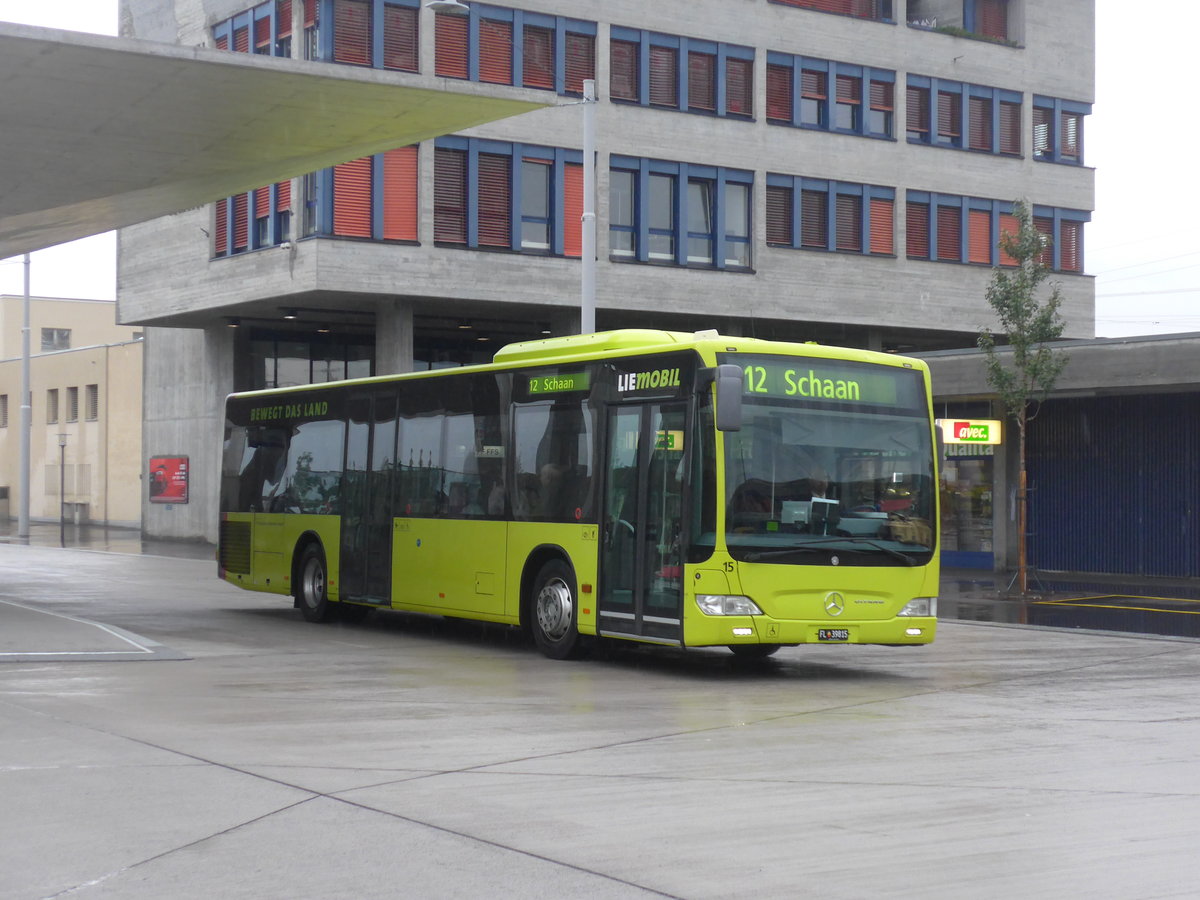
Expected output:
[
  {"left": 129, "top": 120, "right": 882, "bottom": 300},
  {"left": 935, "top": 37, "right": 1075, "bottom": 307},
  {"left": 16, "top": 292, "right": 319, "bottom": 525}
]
[{"left": 218, "top": 329, "right": 938, "bottom": 659}]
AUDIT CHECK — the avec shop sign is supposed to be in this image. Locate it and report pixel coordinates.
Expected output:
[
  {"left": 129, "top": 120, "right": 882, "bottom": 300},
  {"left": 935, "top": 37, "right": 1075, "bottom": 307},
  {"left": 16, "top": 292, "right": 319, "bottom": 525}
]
[{"left": 937, "top": 418, "right": 1003, "bottom": 445}]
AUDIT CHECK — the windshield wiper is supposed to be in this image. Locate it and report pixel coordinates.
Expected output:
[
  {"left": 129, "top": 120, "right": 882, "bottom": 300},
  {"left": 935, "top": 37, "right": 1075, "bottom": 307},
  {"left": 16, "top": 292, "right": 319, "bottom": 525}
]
[{"left": 743, "top": 537, "right": 919, "bottom": 566}]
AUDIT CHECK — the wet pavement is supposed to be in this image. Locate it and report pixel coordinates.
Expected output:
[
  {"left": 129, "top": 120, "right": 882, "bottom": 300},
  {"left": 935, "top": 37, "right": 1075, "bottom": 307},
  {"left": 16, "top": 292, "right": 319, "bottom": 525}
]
[{"left": 3, "top": 533, "right": 1200, "bottom": 897}]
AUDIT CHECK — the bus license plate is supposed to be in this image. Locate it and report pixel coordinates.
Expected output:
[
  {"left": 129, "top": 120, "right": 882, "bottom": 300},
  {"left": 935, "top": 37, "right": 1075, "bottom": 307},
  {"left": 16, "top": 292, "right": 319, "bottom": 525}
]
[{"left": 818, "top": 629, "right": 849, "bottom": 641}]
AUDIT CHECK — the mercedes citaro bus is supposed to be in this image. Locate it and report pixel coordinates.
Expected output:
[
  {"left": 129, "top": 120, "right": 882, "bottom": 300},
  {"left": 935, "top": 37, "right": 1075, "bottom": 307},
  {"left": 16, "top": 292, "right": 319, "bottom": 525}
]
[{"left": 219, "top": 330, "right": 938, "bottom": 659}]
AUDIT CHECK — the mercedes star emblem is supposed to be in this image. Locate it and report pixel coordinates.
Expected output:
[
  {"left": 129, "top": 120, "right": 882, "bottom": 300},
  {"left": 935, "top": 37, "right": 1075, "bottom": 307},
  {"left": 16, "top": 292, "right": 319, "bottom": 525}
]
[{"left": 824, "top": 592, "right": 845, "bottom": 617}]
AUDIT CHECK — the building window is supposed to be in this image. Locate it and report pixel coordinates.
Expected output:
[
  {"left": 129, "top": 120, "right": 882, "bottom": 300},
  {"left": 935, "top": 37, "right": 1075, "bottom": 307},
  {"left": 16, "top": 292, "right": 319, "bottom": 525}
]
[
  {"left": 383, "top": 2, "right": 418, "bottom": 71},
  {"left": 968, "top": 0, "right": 1010, "bottom": 41},
  {"left": 520, "top": 159, "right": 551, "bottom": 250},
  {"left": 47, "top": 389, "right": 59, "bottom": 425},
  {"left": 0, "top": 394, "right": 8, "bottom": 428},
  {"left": 1033, "top": 96, "right": 1090, "bottom": 164},
  {"left": 687, "top": 51, "right": 716, "bottom": 112},
  {"left": 766, "top": 175, "right": 894, "bottom": 256},
  {"left": 214, "top": 1, "right": 300, "bottom": 60},
  {"left": 766, "top": 53, "right": 894, "bottom": 139},
  {"left": 909, "top": 76, "right": 1022, "bottom": 156},
  {"left": 85, "top": 385, "right": 99, "bottom": 422},
  {"left": 611, "top": 28, "right": 754, "bottom": 121},
  {"left": 906, "top": 193, "right": 1088, "bottom": 272},
  {"left": 246, "top": 330, "right": 375, "bottom": 391},
  {"left": 647, "top": 173, "right": 676, "bottom": 261},
  {"left": 610, "top": 157, "right": 752, "bottom": 270},
  {"left": 41, "top": 328, "right": 71, "bottom": 352},
  {"left": 435, "top": 7, "right": 595, "bottom": 95},
  {"left": 724, "top": 182, "right": 751, "bottom": 267},
  {"left": 648, "top": 44, "right": 679, "bottom": 108},
  {"left": 522, "top": 25, "right": 553, "bottom": 89},
  {"left": 479, "top": 17, "right": 514, "bottom": 85},
  {"left": 609, "top": 169, "right": 637, "bottom": 257},
  {"left": 769, "top": 0, "right": 894, "bottom": 22},
  {"left": 66, "top": 387, "right": 79, "bottom": 423},
  {"left": 332, "top": 0, "right": 371, "bottom": 65},
  {"left": 433, "top": 137, "right": 584, "bottom": 256}
]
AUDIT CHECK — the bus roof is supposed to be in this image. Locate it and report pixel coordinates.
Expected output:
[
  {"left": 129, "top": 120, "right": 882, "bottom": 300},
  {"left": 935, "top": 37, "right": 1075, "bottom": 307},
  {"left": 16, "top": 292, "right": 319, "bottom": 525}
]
[{"left": 227, "top": 329, "right": 928, "bottom": 401}]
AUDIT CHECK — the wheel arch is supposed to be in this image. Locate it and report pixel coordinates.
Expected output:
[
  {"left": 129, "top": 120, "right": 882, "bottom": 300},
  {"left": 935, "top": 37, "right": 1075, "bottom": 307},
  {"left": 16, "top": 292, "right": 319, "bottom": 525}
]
[
  {"left": 519, "top": 543, "right": 574, "bottom": 634},
  {"left": 290, "top": 530, "right": 326, "bottom": 601}
]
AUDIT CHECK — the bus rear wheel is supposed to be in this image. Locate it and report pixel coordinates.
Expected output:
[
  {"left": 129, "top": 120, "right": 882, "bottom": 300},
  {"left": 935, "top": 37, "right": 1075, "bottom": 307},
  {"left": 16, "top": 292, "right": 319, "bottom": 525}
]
[
  {"left": 531, "top": 559, "right": 589, "bottom": 660},
  {"left": 296, "top": 543, "right": 333, "bottom": 623}
]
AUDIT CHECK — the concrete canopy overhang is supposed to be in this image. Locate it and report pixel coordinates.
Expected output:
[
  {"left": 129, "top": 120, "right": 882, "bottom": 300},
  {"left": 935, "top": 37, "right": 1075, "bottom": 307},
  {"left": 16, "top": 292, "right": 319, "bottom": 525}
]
[
  {"left": 0, "top": 22, "right": 548, "bottom": 258},
  {"left": 921, "top": 333, "right": 1200, "bottom": 401}
]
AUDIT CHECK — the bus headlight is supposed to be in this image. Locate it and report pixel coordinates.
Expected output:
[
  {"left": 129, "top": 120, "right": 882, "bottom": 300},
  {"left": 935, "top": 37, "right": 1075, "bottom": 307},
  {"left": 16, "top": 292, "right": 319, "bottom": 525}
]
[
  {"left": 898, "top": 597, "right": 937, "bottom": 617},
  {"left": 696, "top": 595, "right": 763, "bottom": 616}
]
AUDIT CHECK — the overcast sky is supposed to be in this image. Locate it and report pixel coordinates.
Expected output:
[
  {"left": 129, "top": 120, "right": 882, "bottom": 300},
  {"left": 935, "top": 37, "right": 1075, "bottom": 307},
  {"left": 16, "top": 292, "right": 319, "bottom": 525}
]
[{"left": 1, "top": 1, "right": 1193, "bottom": 338}]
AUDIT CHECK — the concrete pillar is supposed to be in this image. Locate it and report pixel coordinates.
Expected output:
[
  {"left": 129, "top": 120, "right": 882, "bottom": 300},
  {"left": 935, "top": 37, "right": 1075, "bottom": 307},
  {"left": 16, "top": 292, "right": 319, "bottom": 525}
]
[
  {"left": 866, "top": 328, "right": 884, "bottom": 353},
  {"left": 376, "top": 299, "right": 414, "bottom": 374},
  {"left": 550, "top": 308, "right": 582, "bottom": 337}
]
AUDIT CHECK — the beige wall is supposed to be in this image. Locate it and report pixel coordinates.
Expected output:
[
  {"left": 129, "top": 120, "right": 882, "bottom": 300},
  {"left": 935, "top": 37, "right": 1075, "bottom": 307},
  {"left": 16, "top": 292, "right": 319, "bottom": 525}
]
[
  {"left": 0, "top": 296, "right": 142, "bottom": 359},
  {"left": 0, "top": 297, "right": 143, "bottom": 526}
]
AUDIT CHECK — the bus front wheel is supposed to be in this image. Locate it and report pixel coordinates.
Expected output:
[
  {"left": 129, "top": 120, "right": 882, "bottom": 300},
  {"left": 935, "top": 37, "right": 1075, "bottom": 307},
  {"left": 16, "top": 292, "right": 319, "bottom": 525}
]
[
  {"left": 530, "top": 559, "right": 589, "bottom": 660},
  {"left": 296, "top": 543, "right": 332, "bottom": 623}
]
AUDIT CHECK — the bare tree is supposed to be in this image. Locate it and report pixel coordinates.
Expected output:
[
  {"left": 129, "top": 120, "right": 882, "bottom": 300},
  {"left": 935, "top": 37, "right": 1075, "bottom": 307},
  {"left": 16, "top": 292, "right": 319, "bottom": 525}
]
[{"left": 978, "top": 200, "right": 1068, "bottom": 594}]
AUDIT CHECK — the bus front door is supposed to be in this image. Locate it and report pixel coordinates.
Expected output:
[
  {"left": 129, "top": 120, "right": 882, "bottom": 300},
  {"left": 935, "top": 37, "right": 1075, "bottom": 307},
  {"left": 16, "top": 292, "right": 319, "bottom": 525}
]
[
  {"left": 339, "top": 392, "right": 397, "bottom": 604},
  {"left": 598, "top": 402, "right": 686, "bottom": 645}
]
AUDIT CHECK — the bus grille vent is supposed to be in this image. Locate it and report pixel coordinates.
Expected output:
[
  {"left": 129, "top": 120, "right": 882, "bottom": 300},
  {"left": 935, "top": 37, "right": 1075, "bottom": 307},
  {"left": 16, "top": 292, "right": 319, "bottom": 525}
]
[{"left": 219, "top": 520, "right": 252, "bottom": 574}]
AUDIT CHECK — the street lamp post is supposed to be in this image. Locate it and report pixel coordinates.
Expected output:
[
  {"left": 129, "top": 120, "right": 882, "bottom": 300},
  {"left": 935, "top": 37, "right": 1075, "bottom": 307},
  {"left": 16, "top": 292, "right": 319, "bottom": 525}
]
[{"left": 58, "top": 433, "right": 68, "bottom": 546}]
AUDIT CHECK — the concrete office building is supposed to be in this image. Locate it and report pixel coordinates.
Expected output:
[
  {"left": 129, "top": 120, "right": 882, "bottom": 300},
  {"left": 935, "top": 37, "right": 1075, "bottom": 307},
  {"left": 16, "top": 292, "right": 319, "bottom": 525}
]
[
  {"left": 0, "top": 296, "right": 144, "bottom": 527},
  {"left": 117, "top": 0, "right": 1095, "bottom": 541}
]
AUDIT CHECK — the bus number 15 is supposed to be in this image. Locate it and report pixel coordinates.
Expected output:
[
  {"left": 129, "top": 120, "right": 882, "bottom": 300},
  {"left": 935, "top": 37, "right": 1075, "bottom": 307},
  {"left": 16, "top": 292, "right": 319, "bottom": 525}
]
[{"left": 744, "top": 365, "right": 768, "bottom": 393}]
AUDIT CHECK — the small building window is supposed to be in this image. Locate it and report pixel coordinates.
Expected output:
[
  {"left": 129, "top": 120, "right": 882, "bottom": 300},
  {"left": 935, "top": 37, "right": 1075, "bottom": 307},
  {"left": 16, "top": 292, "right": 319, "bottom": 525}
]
[
  {"left": 41, "top": 328, "right": 70, "bottom": 352},
  {"left": 66, "top": 387, "right": 79, "bottom": 423},
  {"left": 0, "top": 394, "right": 8, "bottom": 428},
  {"left": 47, "top": 389, "right": 59, "bottom": 424},
  {"left": 86, "top": 384, "right": 99, "bottom": 422}
]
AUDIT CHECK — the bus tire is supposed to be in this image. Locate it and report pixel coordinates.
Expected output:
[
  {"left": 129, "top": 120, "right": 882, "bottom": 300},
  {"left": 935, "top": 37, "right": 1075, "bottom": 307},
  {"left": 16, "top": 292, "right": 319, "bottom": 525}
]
[
  {"left": 296, "top": 543, "right": 333, "bottom": 623},
  {"left": 530, "top": 559, "right": 589, "bottom": 660},
  {"left": 728, "top": 643, "right": 781, "bottom": 659}
]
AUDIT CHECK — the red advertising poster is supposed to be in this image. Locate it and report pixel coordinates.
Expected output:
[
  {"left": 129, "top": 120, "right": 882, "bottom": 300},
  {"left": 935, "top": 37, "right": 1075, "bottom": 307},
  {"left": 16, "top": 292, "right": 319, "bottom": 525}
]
[{"left": 149, "top": 456, "right": 189, "bottom": 504}]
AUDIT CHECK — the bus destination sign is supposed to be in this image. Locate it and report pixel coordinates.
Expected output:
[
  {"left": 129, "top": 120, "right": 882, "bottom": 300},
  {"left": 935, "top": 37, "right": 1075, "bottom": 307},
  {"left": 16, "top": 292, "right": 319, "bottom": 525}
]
[
  {"left": 528, "top": 372, "right": 591, "bottom": 395},
  {"left": 739, "top": 362, "right": 899, "bottom": 405}
]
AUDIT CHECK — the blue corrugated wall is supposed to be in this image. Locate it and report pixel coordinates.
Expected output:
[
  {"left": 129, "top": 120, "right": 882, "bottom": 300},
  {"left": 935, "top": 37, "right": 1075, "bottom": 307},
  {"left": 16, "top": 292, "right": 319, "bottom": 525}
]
[{"left": 1027, "top": 394, "right": 1200, "bottom": 577}]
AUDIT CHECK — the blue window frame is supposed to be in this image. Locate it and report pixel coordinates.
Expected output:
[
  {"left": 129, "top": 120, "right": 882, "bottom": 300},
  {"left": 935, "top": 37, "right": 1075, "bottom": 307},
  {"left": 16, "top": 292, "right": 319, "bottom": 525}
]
[
  {"left": 431, "top": 3, "right": 596, "bottom": 95},
  {"left": 609, "top": 156, "right": 753, "bottom": 270},
  {"left": 433, "top": 136, "right": 584, "bottom": 255},
  {"left": 766, "top": 52, "right": 895, "bottom": 139},
  {"left": 213, "top": 2, "right": 295, "bottom": 57},
  {"left": 610, "top": 27, "right": 755, "bottom": 120},
  {"left": 908, "top": 75, "right": 1023, "bottom": 155},
  {"left": 906, "top": 192, "right": 1090, "bottom": 271},
  {"left": 765, "top": 175, "right": 894, "bottom": 256},
  {"left": 1033, "top": 96, "right": 1090, "bottom": 165}
]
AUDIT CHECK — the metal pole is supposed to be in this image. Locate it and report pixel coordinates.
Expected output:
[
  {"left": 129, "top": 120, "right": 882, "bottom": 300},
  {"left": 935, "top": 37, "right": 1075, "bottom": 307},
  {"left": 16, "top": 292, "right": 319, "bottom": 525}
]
[
  {"left": 59, "top": 439, "right": 66, "bottom": 547},
  {"left": 580, "top": 79, "right": 596, "bottom": 335},
  {"left": 17, "top": 253, "right": 31, "bottom": 538}
]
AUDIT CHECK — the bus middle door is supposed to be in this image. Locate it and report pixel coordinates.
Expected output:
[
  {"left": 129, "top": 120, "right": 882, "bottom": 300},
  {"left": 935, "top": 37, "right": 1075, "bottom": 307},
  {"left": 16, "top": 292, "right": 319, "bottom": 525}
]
[
  {"left": 339, "top": 391, "right": 397, "bottom": 605},
  {"left": 598, "top": 402, "right": 686, "bottom": 646}
]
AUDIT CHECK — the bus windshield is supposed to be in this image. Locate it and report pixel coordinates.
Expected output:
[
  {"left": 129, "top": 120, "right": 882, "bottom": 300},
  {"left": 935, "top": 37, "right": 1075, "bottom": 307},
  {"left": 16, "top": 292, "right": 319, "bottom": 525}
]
[{"left": 721, "top": 356, "right": 935, "bottom": 566}]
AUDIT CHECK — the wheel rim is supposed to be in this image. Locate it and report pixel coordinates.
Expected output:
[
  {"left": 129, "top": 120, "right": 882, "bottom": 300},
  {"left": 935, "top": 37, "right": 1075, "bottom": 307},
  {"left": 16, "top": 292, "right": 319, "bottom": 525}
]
[
  {"left": 302, "top": 557, "right": 325, "bottom": 609},
  {"left": 535, "top": 577, "right": 573, "bottom": 642}
]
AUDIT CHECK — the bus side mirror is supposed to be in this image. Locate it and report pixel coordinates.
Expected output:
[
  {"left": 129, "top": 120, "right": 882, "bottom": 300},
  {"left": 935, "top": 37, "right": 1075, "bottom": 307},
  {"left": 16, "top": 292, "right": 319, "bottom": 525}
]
[{"left": 715, "top": 364, "right": 743, "bottom": 432}]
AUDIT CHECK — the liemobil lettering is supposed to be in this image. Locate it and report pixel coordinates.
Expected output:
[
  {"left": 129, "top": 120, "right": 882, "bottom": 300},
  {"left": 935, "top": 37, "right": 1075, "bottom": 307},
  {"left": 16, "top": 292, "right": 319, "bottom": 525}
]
[
  {"left": 617, "top": 368, "right": 682, "bottom": 392},
  {"left": 249, "top": 400, "right": 329, "bottom": 422}
]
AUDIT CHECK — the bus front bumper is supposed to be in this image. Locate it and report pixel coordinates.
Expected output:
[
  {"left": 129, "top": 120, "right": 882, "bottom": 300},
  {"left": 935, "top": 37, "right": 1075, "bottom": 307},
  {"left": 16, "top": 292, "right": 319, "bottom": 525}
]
[{"left": 687, "top": 615, "right": 937, "bottom": 647}]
